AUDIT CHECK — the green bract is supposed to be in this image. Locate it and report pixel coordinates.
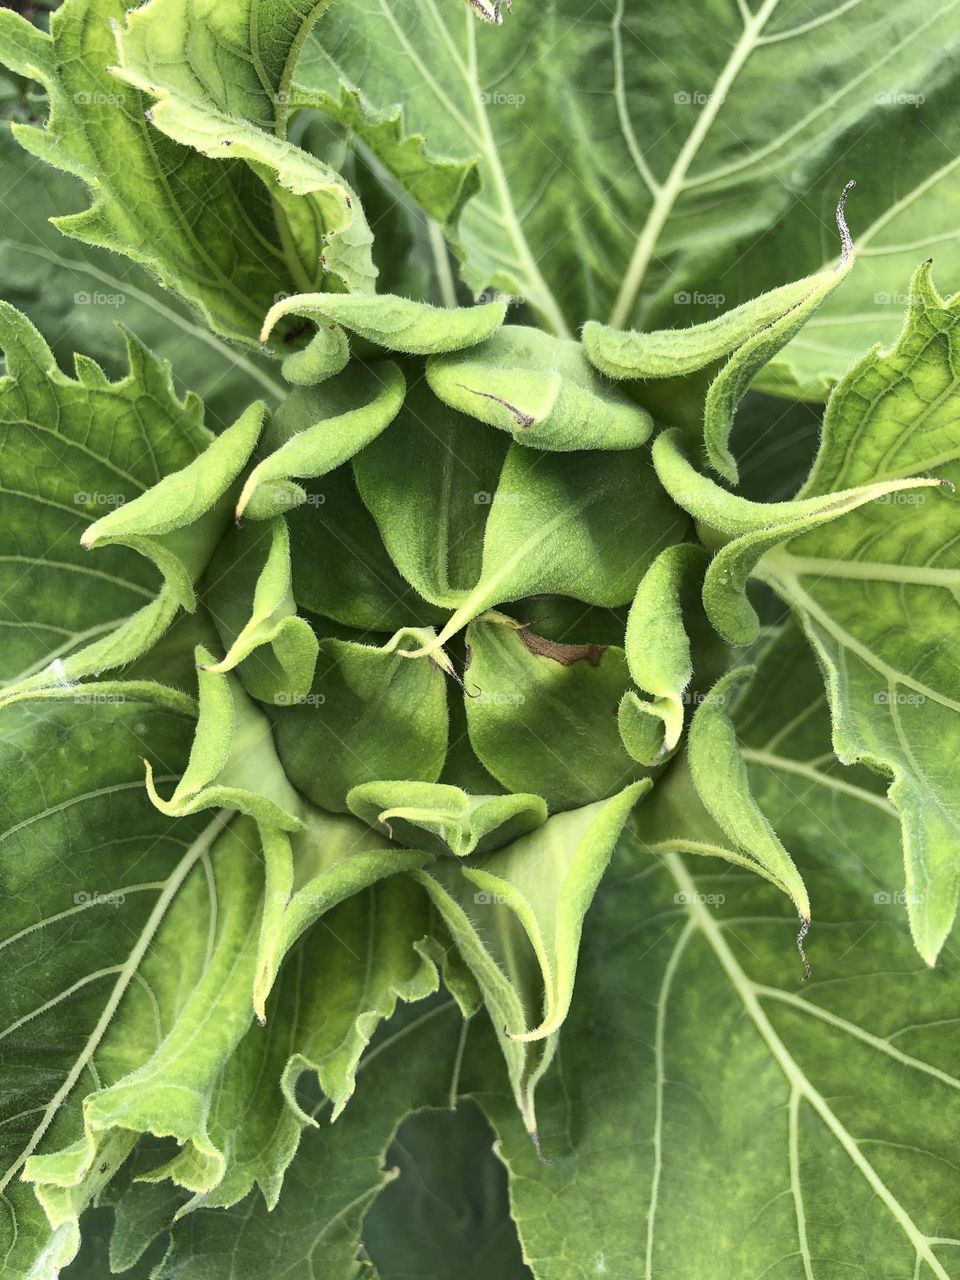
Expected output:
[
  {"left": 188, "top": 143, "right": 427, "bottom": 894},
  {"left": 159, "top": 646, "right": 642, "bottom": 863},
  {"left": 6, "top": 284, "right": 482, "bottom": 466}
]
[{"left": 1, "top": 1, "right": 959, "bottom": 1276}]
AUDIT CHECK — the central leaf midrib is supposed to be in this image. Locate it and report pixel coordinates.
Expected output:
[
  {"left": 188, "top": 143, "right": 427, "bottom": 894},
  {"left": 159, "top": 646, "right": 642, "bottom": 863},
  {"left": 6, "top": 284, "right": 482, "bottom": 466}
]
[
  {"left": 607, "top": 0, "right": 783, "bottom": 329},
  {"left": 462, "top": 10, "right": 571, "bottom": 339}
]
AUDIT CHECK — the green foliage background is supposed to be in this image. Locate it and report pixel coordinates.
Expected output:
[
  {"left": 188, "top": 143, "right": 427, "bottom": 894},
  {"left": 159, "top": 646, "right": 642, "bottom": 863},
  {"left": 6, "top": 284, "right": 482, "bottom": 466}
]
[{"left": 0, "top": 1, "right": 959, "bottom": 1277}]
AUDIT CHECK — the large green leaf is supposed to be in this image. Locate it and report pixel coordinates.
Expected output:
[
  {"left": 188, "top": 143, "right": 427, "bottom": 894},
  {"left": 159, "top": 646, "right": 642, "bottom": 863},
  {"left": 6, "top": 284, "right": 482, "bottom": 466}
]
[
  {"left": 469, "top": 624, "right": 960, "bottom": 1279},
  {"left": 300, "top": 81, "right": 481, "bottom": 231},
  {"left": 0, "top": 689, "right": 454, "bottom": 1276},
  {"left": 363, "top": 1100, "right": 531, "bottom": 1280},
  {"left": 300, "top": 0, "right": 960, "bottom": 389},
  {"left": 733, "top": 79, "right": 960, "bottom": 399},
  {"left": 93, "top": 999, "right": 470, "bottom": 1280},
  {"left": 62, "top": 1203, "right": 158, "bottom": 1280},
  {"left": 0, "top": 695, "right": 251, "bottom": 1277},
  {"left": 0, "top": 303, "right": 214, "bottom": 701},
  {"left": 0, "top": 125, "right": 282, "bottom": 430},
  {"left": 753, "top": 262, "right": 960, "bottom": 965},
  {"left": 0, "top": 0, "right": 368, "bottom": 348},
  {"left": 113, "top": 0, "right": 375, "bottom": 301},
  {"left": 8, "top": 5, "right": 960, "bottom": 1274},
  {"left": 298, "top": 2, "right": 576, "bottom": 338}
]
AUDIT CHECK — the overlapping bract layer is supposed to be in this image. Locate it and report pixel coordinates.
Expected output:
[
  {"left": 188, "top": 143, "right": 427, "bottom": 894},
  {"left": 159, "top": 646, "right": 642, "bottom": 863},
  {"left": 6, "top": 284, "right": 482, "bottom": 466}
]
[{"left": 2, "top": 0, "right": 960, "bottom": 1276}]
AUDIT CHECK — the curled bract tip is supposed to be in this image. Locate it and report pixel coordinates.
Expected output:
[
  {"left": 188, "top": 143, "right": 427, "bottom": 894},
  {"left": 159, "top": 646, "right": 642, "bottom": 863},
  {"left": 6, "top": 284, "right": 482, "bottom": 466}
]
[
  {"left": 837, "top": 179, "right": 856, "bottom": 266},
  {"left": 529, "top": 1127, "right": 551, "bottom": 1165},
  {"left": 796, "top": 914, "right": 812, "bottom": 982}
]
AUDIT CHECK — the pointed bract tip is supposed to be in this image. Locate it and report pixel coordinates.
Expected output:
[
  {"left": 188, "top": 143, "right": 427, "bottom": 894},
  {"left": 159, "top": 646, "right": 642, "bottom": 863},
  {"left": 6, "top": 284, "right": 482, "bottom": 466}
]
[{"left": 919, "top": 933, "right": 942, "bottom": 968}]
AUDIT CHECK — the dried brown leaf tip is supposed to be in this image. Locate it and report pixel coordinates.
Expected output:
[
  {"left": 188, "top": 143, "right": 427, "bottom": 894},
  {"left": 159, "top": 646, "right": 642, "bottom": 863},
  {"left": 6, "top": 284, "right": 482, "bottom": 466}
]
[{"left": 518, "top": 628, "right": 606, "bottom": 667}]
